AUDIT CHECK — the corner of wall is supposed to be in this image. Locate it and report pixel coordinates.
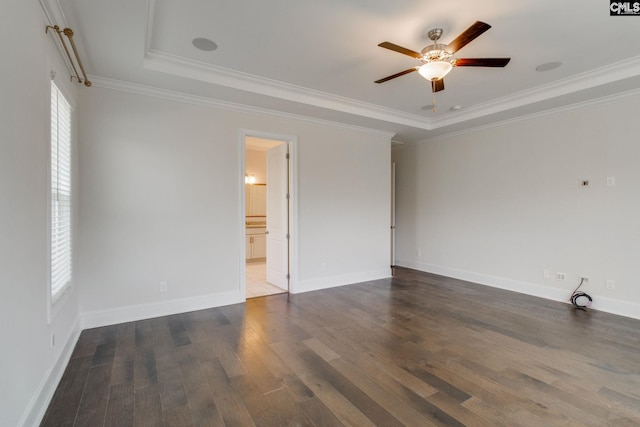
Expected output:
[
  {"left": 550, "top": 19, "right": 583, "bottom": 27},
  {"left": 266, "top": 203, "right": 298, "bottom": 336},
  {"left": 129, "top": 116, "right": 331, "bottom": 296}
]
[{"left": 19, "top": 316, "right": 82, "bottom": 427}]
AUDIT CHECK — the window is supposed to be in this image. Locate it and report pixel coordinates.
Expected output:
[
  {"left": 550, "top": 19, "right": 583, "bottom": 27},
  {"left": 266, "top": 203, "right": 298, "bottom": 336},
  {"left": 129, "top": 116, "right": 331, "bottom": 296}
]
[{"left": 50, "top": 82, "right": 72, "bottom": 302}]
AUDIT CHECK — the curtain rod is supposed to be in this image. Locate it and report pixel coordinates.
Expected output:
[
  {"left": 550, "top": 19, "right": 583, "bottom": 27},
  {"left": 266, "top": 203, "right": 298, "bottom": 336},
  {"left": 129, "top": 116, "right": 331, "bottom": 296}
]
[{"left": 46, "top": 25, "right": 91, "bottom": 87}]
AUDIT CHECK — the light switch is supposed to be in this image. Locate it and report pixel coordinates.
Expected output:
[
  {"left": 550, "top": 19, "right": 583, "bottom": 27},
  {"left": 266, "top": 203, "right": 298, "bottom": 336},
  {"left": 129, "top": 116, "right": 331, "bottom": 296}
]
[{"left": 606, "top": 176, "right": 616, "bottom": 187}]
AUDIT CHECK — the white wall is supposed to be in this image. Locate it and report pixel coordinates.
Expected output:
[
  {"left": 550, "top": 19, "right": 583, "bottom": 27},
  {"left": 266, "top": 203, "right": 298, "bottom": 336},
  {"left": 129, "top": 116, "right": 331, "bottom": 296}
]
[
  {"left": 0, "top": 1, "right": 81, "bottom": 426},
  {"left": 77, "top": 85, "right": 392, "bottom": 324},
  {"left": 393, "top": 96, "right": 640, "bottom": 319},
  {"left": 298, "top": 129, "right": 391, "bottom": 291},
  {"left": 2, "top": 5, "right": 390, "bottom": 423}
]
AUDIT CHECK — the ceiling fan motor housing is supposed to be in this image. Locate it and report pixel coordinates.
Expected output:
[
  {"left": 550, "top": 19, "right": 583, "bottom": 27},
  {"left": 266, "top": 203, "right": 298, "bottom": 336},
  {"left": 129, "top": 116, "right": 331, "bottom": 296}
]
[{"left": 427, "top": 28, "right": 443, "bottom": 42}]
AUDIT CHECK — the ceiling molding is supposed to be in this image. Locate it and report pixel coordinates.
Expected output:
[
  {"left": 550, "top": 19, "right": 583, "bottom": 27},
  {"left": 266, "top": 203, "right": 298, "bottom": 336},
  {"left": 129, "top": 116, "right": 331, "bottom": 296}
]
[
  {"left": 430, "top": 55, "right": 640, "bottom": 129},
  {"left": 51, "top": 0, "right": 640, "bottom": 144},
  {"left": 143, "top": 48, "right": 640, "bottom": 134},
  {"left": 144, "top": 0, "right": 155, "bottom": 55},
  {"left": 143, "top": 0, "right": 430, "bottom": 130},
  {"left": 143, "top": 50, "right": 432, "bottom": 130},
  {"left": 89, "top": 76, "right": 396, "bottom": 139},
  {"left": 39, "top": 0, "right": 68, "bottom": 27},
  {"left": 143, "top": 2, "right": 640, "bottom": 133},
  {"left": 422, "top": 86, "right": 640, "bottom": 143}
]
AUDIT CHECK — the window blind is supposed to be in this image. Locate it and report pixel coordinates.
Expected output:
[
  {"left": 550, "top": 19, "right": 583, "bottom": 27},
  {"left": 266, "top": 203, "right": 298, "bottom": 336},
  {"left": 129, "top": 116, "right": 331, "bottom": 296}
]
[{"left": 50, "top": 82, "right": 72, "bottom": 302}]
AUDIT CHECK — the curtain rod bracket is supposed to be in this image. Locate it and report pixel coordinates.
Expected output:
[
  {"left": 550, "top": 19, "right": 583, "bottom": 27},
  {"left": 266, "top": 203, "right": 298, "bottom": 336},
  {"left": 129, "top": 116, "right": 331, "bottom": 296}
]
[{"left": 46, "top": 25, "right": 92, "bottom": 87}]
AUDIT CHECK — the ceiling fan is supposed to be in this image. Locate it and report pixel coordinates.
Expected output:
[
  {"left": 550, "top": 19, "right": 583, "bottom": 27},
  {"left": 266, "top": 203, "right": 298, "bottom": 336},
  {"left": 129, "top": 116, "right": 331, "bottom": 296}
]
[{"left": 375, "top": 21, "right": 510, "bottom": 93}]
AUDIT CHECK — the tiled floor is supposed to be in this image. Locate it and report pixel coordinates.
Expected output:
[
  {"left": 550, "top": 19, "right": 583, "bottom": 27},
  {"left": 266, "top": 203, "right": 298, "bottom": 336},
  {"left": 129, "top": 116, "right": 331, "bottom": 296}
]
[{"left": 246, "top": 261, "right": 287, "bottom": 298}]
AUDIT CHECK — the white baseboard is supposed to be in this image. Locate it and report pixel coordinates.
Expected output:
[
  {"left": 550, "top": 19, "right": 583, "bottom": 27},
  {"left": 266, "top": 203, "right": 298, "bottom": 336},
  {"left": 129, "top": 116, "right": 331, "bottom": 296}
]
[
  {"left": 294, "top": 268, "right": 391, "bottom": 294},
  {"left": 81, "top": 289, "right": 244, "bottom": 329},
  {"left": 396, "top": 259, "right": 640, "bottom": 321},
  {"left": 588, "top": 295, "right": 640, "bottom": 320},
  {"left": 20, "top": 316, "right": 82, "bottom": 427}
]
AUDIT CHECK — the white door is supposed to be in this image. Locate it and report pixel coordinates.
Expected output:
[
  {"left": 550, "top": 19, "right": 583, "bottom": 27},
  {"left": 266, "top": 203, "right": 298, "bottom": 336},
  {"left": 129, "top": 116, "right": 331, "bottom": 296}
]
[{"left": 266, "top": 143, "right": 289, "bottom": 290}]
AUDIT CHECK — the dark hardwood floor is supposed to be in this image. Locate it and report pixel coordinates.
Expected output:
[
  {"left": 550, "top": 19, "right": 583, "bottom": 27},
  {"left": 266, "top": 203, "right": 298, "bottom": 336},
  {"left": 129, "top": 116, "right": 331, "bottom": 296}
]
[{"left": 41, "top": 267, "right": 640, "bottom": 426}]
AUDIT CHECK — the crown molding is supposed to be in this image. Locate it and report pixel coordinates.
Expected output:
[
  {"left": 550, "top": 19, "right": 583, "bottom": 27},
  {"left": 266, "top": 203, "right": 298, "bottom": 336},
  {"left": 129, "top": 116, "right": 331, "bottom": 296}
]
[
  {"left": 143, "top": 0, "right": 428, "bottom": 130},
  {"left": 143, "top": 50, "right": 432, "bottom": 130},
  {"left": 39, "top": 0, "right": 68, "bottom": 26},
  {"left": 89, "top": 76, "right": 395, "bottom": 139},
  {"left": 143, "top": 0, "right": 640, "bottom": 133},
  {"left": 90, "top": 70, "right": 640, "bottom": 147},
  {"left": 143, "top": 1, "right": 427, "bottom": 130},
  {"left": 143, "top": 48, "right": 640, "bottom": 134},
  {"left": 422, "top": 86, "right": 640, "bottom": 143},
  {"left": 144, "top": 0, "right": 155, "bottom": 54},
  {"left": 429, "top": 55, "right": 640, "bottom": 129}
]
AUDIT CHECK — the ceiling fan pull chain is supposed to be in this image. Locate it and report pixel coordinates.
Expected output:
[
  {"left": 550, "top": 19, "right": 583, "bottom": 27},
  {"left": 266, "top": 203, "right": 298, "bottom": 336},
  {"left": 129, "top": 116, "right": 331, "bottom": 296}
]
[{"left": 432, "top": 95, "right": 437, "bottom": 112}]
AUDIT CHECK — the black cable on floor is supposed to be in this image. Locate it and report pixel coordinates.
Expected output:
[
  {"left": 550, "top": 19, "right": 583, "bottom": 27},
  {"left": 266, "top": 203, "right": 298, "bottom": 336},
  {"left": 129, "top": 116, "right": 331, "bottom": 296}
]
[{"left": 569, "top": 277, "right": 593, "bottom": 309}]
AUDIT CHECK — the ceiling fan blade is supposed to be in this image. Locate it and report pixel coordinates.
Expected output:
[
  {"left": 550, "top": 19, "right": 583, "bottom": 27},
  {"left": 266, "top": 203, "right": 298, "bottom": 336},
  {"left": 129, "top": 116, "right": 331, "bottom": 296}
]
[
  {"left": 455, "top": 58, "right": 511, "bottom": 67},
  {"left": 431, "top": 79, "right": 445, "bottom": 93},
  {"left": 375, "top": 67, "right": 419, "bottom": 84},
  {"left": 445, "top": 21, "right": 491, "bottom": 54},
  {"left": 378, "top": 42, "right": 423, "bottom": 59}
]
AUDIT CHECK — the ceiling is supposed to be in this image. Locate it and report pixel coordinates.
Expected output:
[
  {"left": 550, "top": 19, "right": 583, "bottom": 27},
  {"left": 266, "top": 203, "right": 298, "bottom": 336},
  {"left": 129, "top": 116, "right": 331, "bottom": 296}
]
[{"left": 56, "top": 0, "right": 640, "bottom": 142}]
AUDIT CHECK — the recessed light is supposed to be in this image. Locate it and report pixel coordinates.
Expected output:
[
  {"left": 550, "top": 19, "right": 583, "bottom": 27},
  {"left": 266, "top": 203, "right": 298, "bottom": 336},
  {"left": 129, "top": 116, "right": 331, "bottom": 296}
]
[
  {"left": 535, "top": 61, "right": 561, "bottom": 72},
  {"left": 450, "top": 105, "right": 463, "bottom": 111},
  {"left": 192, "top": 37, "right": 218, "bottom": 52}
]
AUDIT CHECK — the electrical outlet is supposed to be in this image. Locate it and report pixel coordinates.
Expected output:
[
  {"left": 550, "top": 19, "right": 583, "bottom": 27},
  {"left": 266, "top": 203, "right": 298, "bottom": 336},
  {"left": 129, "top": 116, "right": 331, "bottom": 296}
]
[
  {"left": 579, "top": 275, "right": 589, "bottom": 282},
  {"left": 543, "top": 269, "right": 551, "bottom": 279},
  {"left": 159, "top": 281, "right": 168, "bottom": 292},
  {"left": 556, "top": 272, "right": 566, "bottom": 281},
  {"left": 606, "top": 280, "right": 616, "bottom": 290}
]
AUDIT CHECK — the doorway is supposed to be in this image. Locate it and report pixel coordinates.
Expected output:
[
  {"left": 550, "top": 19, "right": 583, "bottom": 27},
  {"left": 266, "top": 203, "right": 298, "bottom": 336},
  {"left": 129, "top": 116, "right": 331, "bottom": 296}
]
[
  {"left": 390, "top": 161, "right": 396, "bottom": 272},
  {"left": 243, "top": 133, "right": 294, "bottom": 299}
]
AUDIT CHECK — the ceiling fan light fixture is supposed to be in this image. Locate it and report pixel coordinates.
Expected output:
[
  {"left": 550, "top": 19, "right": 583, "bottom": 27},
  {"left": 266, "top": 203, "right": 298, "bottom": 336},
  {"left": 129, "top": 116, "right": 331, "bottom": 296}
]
[{"left": 418, "top": 61, "right": 453, "bottom": 81}]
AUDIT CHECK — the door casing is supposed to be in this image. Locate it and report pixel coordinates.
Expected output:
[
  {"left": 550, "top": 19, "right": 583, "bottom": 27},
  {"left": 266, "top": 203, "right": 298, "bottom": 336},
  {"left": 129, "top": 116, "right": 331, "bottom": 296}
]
[{"left": 239, "top": 130, "right": 298, "bottom": 298}]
